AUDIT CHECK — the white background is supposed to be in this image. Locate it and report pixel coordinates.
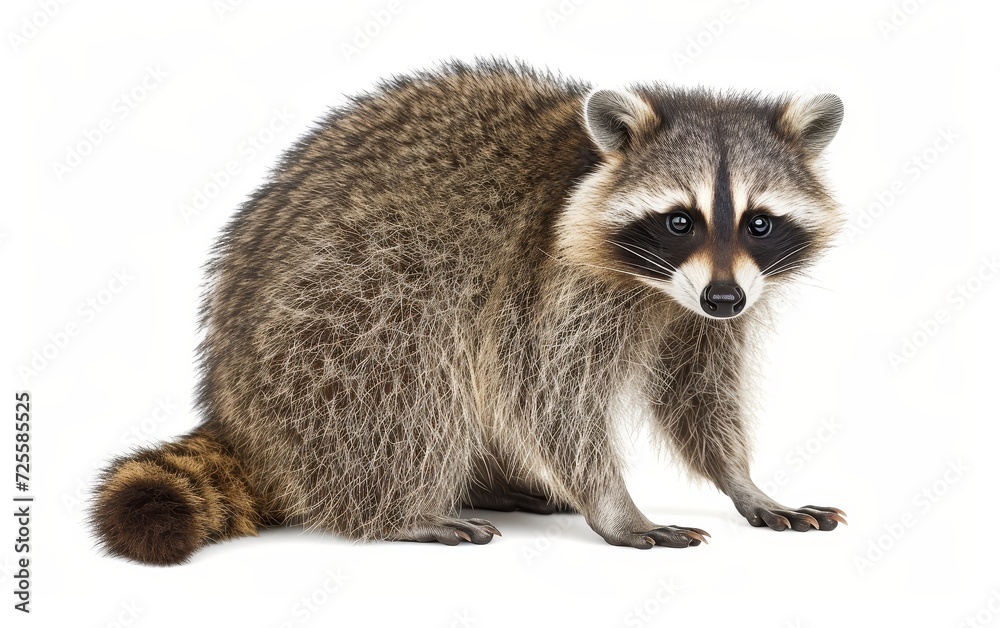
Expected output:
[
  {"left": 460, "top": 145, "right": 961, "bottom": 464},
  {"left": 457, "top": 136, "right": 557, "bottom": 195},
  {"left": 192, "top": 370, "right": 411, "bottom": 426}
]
[{"left": 3, "top": 0, "right": 998, "bottom": 626}]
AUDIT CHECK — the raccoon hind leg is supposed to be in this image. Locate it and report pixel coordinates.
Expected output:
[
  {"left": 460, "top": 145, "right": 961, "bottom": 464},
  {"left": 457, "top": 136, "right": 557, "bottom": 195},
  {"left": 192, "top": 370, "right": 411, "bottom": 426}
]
[{"left": 462, "top": 454, "right": 575, "bottom": 515}]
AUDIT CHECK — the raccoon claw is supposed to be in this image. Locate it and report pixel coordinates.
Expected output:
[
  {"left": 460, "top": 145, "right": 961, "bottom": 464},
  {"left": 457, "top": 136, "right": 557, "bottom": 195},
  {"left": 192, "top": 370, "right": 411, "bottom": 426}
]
[
  {"left": 645, "top": 525, "right": 710, "bottom": 548},
  {"left": 607, "top": 525, "right": 710, "bottom": 549},
  {"left": 801, "top": 506, "right": 848, "bottom": 530},
  {"left": 804, "top": 505, "right": 846, "bottom": 516},
  {"left": 746, "top": 506, "right": 845, "bottom": 531},
  {"left": 746, "top": 509, "right": 791, "bottom": 530},
  {"left": 399, "top": 517, "right": 501, "bottom": 545}
]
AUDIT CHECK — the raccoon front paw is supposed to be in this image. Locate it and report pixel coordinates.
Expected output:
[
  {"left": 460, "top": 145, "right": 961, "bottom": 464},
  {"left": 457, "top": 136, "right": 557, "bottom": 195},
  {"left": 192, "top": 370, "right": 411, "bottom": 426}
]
[
  {"left": 745, "top": 505, "right": 846, "bottom": 531},
  {"left": 395, "top": 517, "right": 502, "bottom": 545},
  {"left": 602, "top": 525, "right": 710, "bottom": 549}
]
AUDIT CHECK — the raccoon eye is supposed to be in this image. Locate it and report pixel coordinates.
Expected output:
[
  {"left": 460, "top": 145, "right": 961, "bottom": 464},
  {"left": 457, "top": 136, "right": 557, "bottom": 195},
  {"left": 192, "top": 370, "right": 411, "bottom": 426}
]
[
  {"left": 748, "top": 215, "right": 772, "bottom": 238},
  {"left": 666, "top": 212, "right": 693, "bottom": 235}
]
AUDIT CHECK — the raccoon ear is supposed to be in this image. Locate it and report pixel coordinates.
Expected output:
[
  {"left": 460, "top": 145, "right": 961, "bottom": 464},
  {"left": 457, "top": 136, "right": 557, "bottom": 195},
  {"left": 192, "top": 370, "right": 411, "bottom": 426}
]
[
  {"left": 776, "top": 93, "right": 844, "bottom": 158},
  {"left": 584, "top": 89, "right": 659, "bottom": 154}
]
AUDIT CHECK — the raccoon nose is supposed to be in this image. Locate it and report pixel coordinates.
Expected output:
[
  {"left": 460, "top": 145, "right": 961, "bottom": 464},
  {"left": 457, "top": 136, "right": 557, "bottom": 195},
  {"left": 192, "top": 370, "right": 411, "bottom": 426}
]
[{"left": 700, "top": 284, "right": 746, "bottom": 318}]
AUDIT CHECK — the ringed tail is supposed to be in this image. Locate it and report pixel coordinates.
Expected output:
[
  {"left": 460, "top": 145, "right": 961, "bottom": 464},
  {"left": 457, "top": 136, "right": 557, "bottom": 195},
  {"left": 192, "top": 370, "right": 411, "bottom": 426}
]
[{"left": 90, "top": 425, "right": 262, "bottom": 565}]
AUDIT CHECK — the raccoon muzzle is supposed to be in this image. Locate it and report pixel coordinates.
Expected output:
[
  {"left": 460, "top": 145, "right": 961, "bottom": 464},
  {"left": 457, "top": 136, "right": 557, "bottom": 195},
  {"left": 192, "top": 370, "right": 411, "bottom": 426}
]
[{"left": 89, "top": 426, "right": 262, "bottom": 565}]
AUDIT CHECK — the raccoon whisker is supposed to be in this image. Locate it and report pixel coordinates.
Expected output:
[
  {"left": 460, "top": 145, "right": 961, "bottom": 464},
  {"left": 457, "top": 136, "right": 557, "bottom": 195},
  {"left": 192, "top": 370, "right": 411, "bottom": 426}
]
[
  {"left": 536, "top": 248, "right": 658, "bottom": 285},
  {"left": 760, "top": 244, "right": 810, "bottom": 276},
  {"left": 627, "top": 243, "right": 681, "bottom": 274},
  {"left": 607, "top": 241, "right": 676, "bottom": 278},
  {"left": 761, "top": 245, "right": 810, "bottom": 275},
  {"left": 765, "top": 263, "right": 808, "bottom": 277},
  {"left": 760, "top": 257, "right": 800, "bottom": 278},
  {"left": 795, "top": 282, "right": 836, "bottom": 294},
  {"left": 569, "top": 259, "right": 670, "bottom": 284}
]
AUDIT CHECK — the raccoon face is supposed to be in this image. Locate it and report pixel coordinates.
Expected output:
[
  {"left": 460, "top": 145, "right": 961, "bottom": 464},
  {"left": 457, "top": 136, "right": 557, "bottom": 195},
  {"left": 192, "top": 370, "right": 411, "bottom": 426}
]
[{"left": 559, "top": 87, "right": 843, "bottom": 319}]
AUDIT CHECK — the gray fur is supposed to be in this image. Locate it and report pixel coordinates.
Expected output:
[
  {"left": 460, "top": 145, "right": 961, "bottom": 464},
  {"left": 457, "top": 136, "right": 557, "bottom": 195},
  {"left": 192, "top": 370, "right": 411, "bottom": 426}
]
[{"left": 92, "top": 59, "right": 846, "bottom": 564}]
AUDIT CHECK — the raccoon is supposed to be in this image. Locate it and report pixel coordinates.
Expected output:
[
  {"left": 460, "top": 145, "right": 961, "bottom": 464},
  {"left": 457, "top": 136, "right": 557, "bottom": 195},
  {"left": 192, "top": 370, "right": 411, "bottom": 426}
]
[{"left": 91, "top": 59, "right": 846, "bottom": 565}]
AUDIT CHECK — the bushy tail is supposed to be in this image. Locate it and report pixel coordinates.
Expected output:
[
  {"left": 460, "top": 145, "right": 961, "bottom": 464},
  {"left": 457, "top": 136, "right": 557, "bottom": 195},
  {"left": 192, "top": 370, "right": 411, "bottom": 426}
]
[{"left": 90, "top": 425, "right": 262, "bottom": 565}]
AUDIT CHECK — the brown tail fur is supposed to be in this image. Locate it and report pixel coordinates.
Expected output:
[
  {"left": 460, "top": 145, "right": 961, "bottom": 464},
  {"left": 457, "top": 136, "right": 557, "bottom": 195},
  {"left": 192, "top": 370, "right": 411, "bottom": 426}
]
[{"left": 90, "top": 425, "right": 262, "bottom": 565}]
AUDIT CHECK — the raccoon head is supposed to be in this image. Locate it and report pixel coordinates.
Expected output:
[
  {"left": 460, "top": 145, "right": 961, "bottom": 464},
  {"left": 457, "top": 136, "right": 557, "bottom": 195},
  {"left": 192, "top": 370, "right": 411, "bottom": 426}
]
[{"left": 558, "top": 86, "right": 843, "bottom": 319}]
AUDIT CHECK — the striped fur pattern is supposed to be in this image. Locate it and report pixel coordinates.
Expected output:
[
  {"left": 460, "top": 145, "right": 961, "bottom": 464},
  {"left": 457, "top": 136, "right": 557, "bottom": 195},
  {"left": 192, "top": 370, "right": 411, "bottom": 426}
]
[
  {"left": 90, "top": 426, "right": 260, "bottom": 565},
  {"left": 91, "top": 59, "right": 846, "bottom": 565}
]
